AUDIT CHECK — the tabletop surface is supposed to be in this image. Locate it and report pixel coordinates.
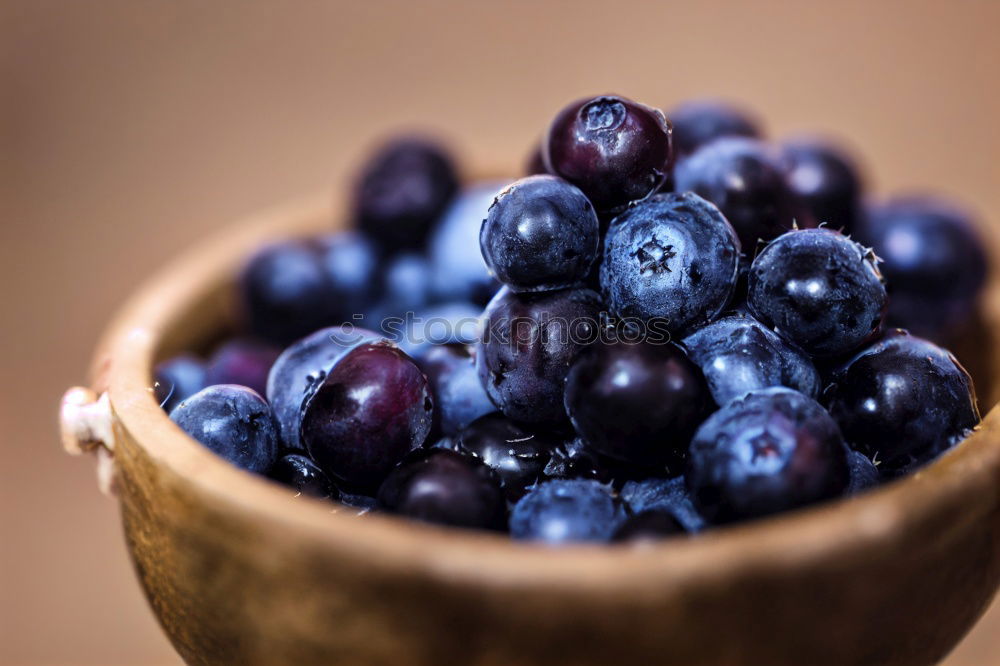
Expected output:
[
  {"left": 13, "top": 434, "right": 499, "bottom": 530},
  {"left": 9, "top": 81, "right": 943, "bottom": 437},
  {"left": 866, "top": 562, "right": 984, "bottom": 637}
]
[{"left": 3, "top": 1, "right": 999, "bottom": 663}]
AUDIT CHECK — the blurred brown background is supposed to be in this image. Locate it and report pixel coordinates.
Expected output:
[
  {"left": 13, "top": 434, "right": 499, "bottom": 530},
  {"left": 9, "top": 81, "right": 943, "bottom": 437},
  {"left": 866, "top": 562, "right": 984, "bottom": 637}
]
[{"left": 3, "top": 1, "right": 999, "bottom": 663}]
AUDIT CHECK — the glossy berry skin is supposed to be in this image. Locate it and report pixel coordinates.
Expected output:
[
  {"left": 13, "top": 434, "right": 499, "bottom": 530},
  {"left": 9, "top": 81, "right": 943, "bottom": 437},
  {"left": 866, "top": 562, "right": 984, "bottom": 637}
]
[
  {"left": 205, "top": 339, "right": 281, "bottom": 397},
  {"left": 268, "top": 453, "right": 340, "bottom": 500},
  {"left": 266, "top": 326, "right": 381, "bottom": 450},
  {"left": 239, "top": 240, "right": 338, "bottom": 346},
  {"left": 543, "top": 437, "right": 618, "bottom": 485},
  {"left": 855, "top": 197, "right": 988, "bottom": 340},
  {"left": 353, "top": 137, "right": 458, "bottom": 250},
  {"left": 428, "top": 181, "right": 505, "bottom": 306},
  {"left": 600, "top": 192, "right": 740, "bottom": 333},
  {"left": 612, "top": 510, "right": 685, "bottom": 542},
  {"left": 682, "top": 313, "right": 821, "bottom": 406},
  {"left": 824, "top": 331, "right": 979, "bottom": 474},
  {"left": 154, "top": 354, "right": 206, "bottom": 414},
  {"left": 455, "top": 413, "right": 559, "bottom": 501},
  {"left": 412, "top": 343, "right": 496, "bottom": 436},
  {"left": 376, "top": 449, "right": 506, "bottom": 530},
  {"left": 846, "top": 449, "right": 880, "bottom": 494},
  {"left": 748, "top": 229, "right": 886, "bottom": 358},
  {"left": 781, "top": 139, "right": 863, "bottom": 233},
  {"left": 674, "top": 137, "right": 811, "bottom": 250},
  {"left": 667, "top": 100, "right": 761, "bottom": 158},
  {"left": 564, "top": 341, "right": 710, "bottom": 467},
  {"left": 509, "top": 479, "right": 626, "bottom": 544},
  {"left": 480, "top": 175, "right": 600, "bottom": 292},
  {"left": 170, "top": 385, "right": 279, "bottom": 474},
  {"left": 476, "top": 286, "right": 604, "bottom": 425},
  {"left": 686, "top": 388, "right": 849, "bottom": 524},
  {"left": 620, "top": 476, "right": 705, "bottom": 533},
  {"left": 545, "top": 95, "right": 672, "bottom": 213},
  {"left": 301, "top": 342, "right": 433, "bottom": 490}
]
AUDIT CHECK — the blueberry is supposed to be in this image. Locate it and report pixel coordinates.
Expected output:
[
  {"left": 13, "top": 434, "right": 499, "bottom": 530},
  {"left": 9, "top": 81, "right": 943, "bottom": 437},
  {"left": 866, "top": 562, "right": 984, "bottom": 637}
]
[
  {"left": 412, "top": 343, "right": 496, "bottom": 437},
  {"left": 620, "top": 476, "right": 706, "bottom": 532},
  {"left": 510, "top": 479, "right": 626, "bottom": 544},
  {"left": 376, "top": 252, "right": 433, "bottom": 315},
  {"left": 204, "top": 339, "right": 281, "bottom": 397},
  {"left": 845, "top": 449, "right": 880, "bottom": 494},
  {"left": 239, "top": 240, "right": 338, "bottom": 345},
  {"left": 154, "top": 354, "right": 206, "bottom": 414},
  {"left": 682, "top": 313, "right": 821, "bottom": 405},
  {"left": 170, "top": 385, "right": 279, "bottom": 474},
  {"left": 686, "top": 388, "right": 849, "bottom": 524},
  {"left": 612, "top": 510, "right": 685, "bottom": 542},
  {"left": 545, "top": 95, "right": 672, "bottom": 213},
  {"left": 480, "top": 175, "right": 600, "bottom": 292},
  {"left": 476, "top": 286, "right": 604, "bottom": 425},
  {"left": 455, "top": 413, "right": 559, "bottom": 501},
  {"left": 312, "top": 231, "right": 383, "bottom": 318},
  {"left": 781, "top": 138, "right": 863, "bottom": 234},
  {"left": 564, "top": 341, "right": 710, "bottom": 467},
  {"left": 599, "top": 192, "right": 740, "bottom": 333},
  {"left": 300, "top": 342, "right": 433, "bottom": 490},
  {"left": 377, "top": 449, "right": 506, "bottom": 530},
  {"left": 667, "top": 100, "right": 761, "bottom": 158},
  {"left": 268, "top": 453, "right": 340, "bottom": 500},
  {"left": 428, "top": 181, "right": 506, "bottom": 306},
  {"left": 855, "top": 197, "right": 988, "bottom": 341},
  {"left": 824, "top": 330, "right": 980, "bottom": 474},
  {"left": 390, "top": 301, "right": 483, "bottom": 355},
  {"left": 747, "top": 228, "right": 886, "bottom": 358},
  {"left": 674, "top": 137, "right": 811, "bottom": 250},
  {"left": 353, "top": 137, "right": 458, "bottom": 250},
  {"left": 266, "top": 325, "right": 382, "bottom": 450}
]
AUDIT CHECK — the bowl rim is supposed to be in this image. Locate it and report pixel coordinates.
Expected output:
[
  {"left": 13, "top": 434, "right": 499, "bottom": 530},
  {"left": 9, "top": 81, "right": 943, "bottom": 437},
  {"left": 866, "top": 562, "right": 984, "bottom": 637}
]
[{"left": 92, "top": 192, "right": 1000, "bottom": 593}]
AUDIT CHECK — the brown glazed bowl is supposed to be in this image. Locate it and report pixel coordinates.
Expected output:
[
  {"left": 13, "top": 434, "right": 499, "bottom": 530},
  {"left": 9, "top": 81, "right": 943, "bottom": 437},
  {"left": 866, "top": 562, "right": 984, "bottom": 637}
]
[{"left": 61, "top": 193, "right": 1000, "bottom": 666}]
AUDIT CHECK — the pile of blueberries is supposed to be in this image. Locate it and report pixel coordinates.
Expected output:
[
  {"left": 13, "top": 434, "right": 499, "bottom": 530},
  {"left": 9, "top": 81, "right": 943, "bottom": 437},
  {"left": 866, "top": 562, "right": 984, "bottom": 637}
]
[{"left": 158, "top": 94, "right": 987, "bottom": 544}]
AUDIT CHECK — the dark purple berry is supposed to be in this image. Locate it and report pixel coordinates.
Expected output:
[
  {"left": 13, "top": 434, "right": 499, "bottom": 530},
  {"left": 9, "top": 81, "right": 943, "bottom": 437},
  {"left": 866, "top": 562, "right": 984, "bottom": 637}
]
[
  {"left": 845, "top": 449, "right": 880, "bottom": 494},
  {"left": 674, "top": 137, "right": 812, "bottom": 250},
  {"left": 205, "top": 339, "right": 281, "bottom": 397},
  {"left": 668, "top": 100, "right": 761, "bottom": 158},
  {"left": 480, "top": 175, "right": 600, "bottom": 292},
  {"left": 855, "top": 197, "right": 988, "bottom": 341},
  {"left": 781, "top": 138, "right": 863, "bottom": 233},
  {"left": 564, "top": 341, "right": 710, "bottom": 467},
  {"left": 476, "top": 286, "right": 605, "bottom": 425},
  {"left": 455, "top": 413, "right": 559, "bottom": 501},
  {"left": 377, "top": 449, "right": 506, "bottom": 530},
  {"left": 301, "top": 342, "right": 433, "bottom": 490},
  {"left": 266, "top": 326, "right": 382, "bottom": 450},
  {"left": 545, "top": 95, "right": 672, "bottom": 212},
  {"left": 824, "top": 331, "right": 979, "bottom": 474},
  {"left": 353, "top": 137, "right": 458, "bottom": 250},
  {"left": 269, "top": 453, "right": 340, "bottom": 500}
]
